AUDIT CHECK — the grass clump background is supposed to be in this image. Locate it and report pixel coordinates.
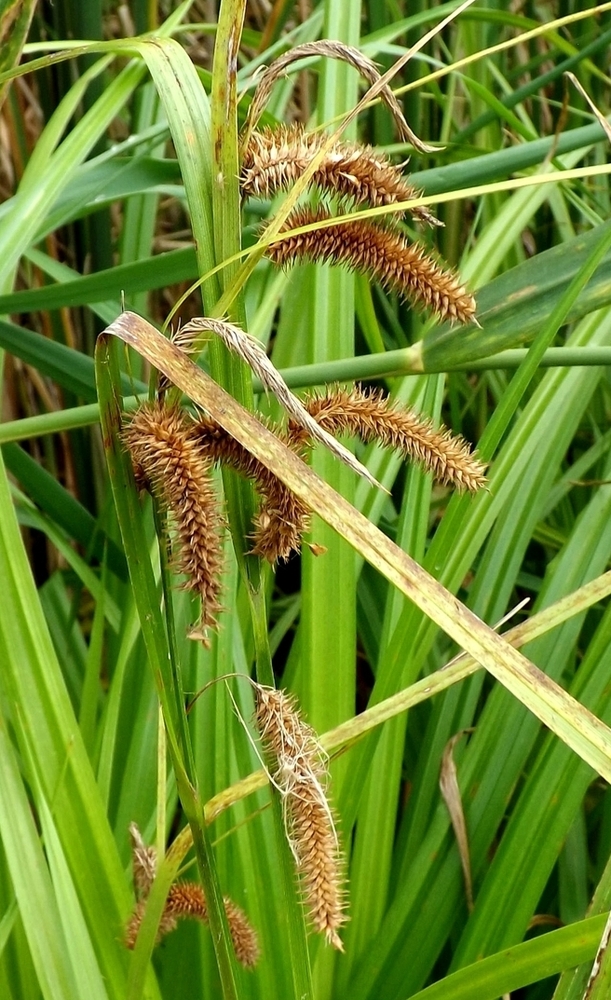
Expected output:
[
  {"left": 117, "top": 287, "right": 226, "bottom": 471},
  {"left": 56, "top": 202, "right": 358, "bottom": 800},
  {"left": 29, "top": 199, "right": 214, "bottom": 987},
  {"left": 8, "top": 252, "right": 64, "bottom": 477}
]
[{"left": 3, "top": 1, "right": 611, "bottom": 998}]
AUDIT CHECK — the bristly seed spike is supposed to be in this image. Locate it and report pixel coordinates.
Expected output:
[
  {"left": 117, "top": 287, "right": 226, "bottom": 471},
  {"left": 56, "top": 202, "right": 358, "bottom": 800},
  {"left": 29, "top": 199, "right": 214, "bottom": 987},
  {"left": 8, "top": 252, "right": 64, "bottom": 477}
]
[
  {"left": 254, "top": 685, "right": 347, "bottom": 949},
  {"left": 266, "top": 206, "right": 477, "bottom": 326},
  {"left": 122, "top": 402, "right": 225, "bottom": 641},
  {"left": 241, "top": 124, "right": 440, "bottom": 227},
  {"left": 295, "top": 387, "right": 487, "bottom": 494}
]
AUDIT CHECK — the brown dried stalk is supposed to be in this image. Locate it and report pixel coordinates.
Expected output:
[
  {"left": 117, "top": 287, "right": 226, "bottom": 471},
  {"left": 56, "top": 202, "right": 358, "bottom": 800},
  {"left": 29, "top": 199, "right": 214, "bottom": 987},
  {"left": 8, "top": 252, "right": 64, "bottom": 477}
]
[
  {"left": 266, "top": 206, "right": 477, "bottom": 325},
  {"left": 242, "top": 40, "right": 433, "bottom": 153},
  {"left": 241, "top": 124, "right": 440, "bottom": 227},
  {"left": 126, "top": 824, "right": 260, "bottom": 967},
  {"left": 293, "top": 386, "right": 488, "bottom": 493},
  {"left": 122, "top": 402, "right": 225, "bottom": 641},
  {"left": 255, "top": 685, "right": 346, "bottom": 950}
]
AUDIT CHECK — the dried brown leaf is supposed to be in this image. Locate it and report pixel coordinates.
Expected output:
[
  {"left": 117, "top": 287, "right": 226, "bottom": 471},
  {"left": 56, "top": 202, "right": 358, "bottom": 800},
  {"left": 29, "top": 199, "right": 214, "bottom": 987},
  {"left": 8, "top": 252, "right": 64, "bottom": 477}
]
[
  {"left": 440, "top": 730, "right": 474, "bottom": 912},
  {"left": 242, "top": 40, "right": 432, "bottom": 153}
]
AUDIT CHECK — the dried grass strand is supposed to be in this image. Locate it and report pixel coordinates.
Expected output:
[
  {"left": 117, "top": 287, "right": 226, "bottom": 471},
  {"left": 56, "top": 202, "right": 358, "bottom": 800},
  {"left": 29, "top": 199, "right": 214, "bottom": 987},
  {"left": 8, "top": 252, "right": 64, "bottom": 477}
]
[
  {"left": 267, "top": 206, "right": 477, "bottom": 325},
  {"left": 254, "top": 685, "right": 346, "bottom": 949},
  {"left": 242, "top": 40, "right": 432, "bottom": 152},
  {"left": 178, "top": 316, "right": 382, "bottom": 490},
  {"left": 241, "top": 124, "right": 440, "bottom": 226},
  {"left": 122, "top": 402, "right": 225, "bottom": 639},
  {"left": 129, "top": 822, "right": 157, "bottom": 899}
]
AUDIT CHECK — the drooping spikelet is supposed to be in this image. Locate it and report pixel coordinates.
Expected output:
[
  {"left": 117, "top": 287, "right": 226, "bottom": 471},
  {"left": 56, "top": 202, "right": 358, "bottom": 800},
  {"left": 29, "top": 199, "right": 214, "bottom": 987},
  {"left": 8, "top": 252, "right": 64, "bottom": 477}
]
[
  {"left": 255, "top": 685, "right": 346, "bottom": 950},
  {"left": 241, "top": 124, "right": 439, "bottom": 227},
  {"left": 125, "top": 824, "right": 260, "bottom": 967},
  {"left": 291, "top": 386, "right": 487, "bottom": 493},
  {"left": 193, "top": 416, "right": 310, "bottom": 563},
  {"left": 221, "top": 897, "right": 262, "bottom": 968},
  {"left": 123, "top": 402, "right": 224, "bottom": 640},
  {"left": 267, "top": 206, "right": 477, "bottom": 325}
]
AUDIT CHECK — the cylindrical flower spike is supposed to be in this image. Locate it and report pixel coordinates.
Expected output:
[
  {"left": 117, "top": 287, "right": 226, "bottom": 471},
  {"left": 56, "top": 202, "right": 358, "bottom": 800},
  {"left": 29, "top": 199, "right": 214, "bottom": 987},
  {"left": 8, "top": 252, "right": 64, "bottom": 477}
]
[
  {"left": 267, "top": 206, "right": 477, "bottom": 326},
  {"left": 241, "top": 124, "right": 440, "bottom": 227},
  {"left": 294, "top": 386, "right": 488, "bottom": 494},
  {"left": 123, "top": 402, "right": 225, "bottom": 642},
  {"left": 255, "top": 685, "right": 347, "bottom": 950}
]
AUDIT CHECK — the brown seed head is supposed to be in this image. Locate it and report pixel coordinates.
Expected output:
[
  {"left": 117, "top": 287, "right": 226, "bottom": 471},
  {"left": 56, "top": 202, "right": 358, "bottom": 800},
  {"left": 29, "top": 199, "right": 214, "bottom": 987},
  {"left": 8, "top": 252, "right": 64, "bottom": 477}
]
[
  {"left": 255, "top": 685, "right": 347, "bottom": 949},
  {"left": 123, "top": 402, "right": 225, "bottom": 640},
  {"left": 222, "top": 896, "right": 262, "bottom": 968},
  {"left": 267, "top": 206, "right": 477, "bottom": 325},
  {"left": 241, "top": 124, "right": 439, "bottom": 226},
  {"left": 292, "top": 387, "right": 487, "bottom": 493},
  {"left": 125, "top": 825, "right": 260, "bottom": 967},
  {"left": 193, "top": 416, "right": 311, "bottom": 563}
]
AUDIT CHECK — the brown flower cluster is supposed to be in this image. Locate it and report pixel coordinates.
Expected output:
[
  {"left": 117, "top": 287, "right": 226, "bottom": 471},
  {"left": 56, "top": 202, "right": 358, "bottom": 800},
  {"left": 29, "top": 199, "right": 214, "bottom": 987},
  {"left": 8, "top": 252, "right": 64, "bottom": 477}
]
[
  {"left": 241, "top": 110, "right": 475, "bottom": 325},
  {"left": 122, "top": 402, "right": 224, "bottom": 644},
  {"left": 124, "top": 386, "right": 485, "bottom": 628},
  {"left": 125, "top": 823, "right": 260, "bottom": 967},
  {"left": 267, "top": 206, "right": 476, "bottom": 325},
  {"left": 123, "top": 387, "right": 486, "bottom": 630},
  {"left": 294, "top": 386, "right": 487, "bottom": 493},
  {"left": 193, "top": 384, "right": 486, "bottom": 562},
  {"left": 254, "top": 684, "right": 346, "bottom": 949},
  {"left": 192, "top": 415, "right": 310, "bottom": 564},
  {"left": 241, "top": 124, "right": 439, "bottom": 227}
]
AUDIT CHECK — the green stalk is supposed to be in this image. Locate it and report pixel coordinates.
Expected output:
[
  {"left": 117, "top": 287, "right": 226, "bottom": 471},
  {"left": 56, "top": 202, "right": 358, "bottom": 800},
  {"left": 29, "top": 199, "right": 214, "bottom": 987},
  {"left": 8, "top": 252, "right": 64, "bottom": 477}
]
[
  {"left": 95, "top": 336, "right": 239, "bottom": 1000},
  {"left": 209, "top": 0, "right": 258, "bottom": 571},
  {"left": 210, "top": 6, "right": 313, "bottom": 997},
  {"left": 6, "top": 342, "right": 611, "bottom": 447},
  {"left": 253, "top": 346, "right": 611, "bottom": 388}
]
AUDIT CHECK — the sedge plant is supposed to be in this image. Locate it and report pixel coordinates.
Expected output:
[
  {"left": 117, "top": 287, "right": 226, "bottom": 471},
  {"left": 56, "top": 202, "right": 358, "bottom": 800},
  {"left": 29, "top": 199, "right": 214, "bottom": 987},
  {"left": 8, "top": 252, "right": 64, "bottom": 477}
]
[{"left": 3, "top": 3, "right": 611, "bottom": 1000}]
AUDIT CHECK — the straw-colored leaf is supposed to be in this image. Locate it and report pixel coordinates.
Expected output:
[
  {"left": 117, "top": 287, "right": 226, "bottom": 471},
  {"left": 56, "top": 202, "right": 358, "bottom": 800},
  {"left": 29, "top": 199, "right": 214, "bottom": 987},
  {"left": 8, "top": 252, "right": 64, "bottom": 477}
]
[{"left": 99, "top": 312, "right": 611, "bottom": 785}]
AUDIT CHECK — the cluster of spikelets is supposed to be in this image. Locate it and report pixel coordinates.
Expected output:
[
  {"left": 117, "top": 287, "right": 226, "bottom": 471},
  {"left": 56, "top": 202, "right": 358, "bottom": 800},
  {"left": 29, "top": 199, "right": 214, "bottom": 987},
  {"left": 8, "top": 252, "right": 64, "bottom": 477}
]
[
  {"left": 123, "top": 388, "right": 486, "bottom": 636},
  {"left": 240, "top": 123, "right": 476, "bottom": 326},
  {"left": 254, "top": 684, "right": 346, "bottom": 950},
  {"left": 125, "top": 684, "right": 347, "bottom": 953},
  {"left": 125, "top": 823, "right": 260, "bottom": 966}
]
